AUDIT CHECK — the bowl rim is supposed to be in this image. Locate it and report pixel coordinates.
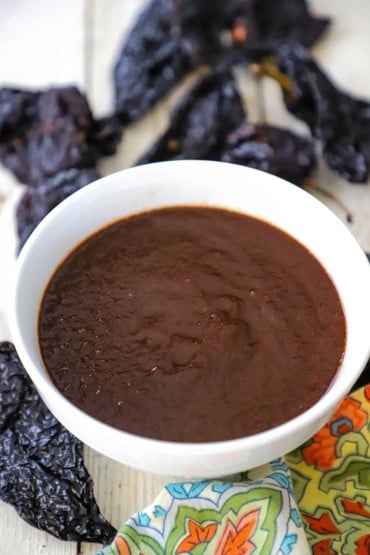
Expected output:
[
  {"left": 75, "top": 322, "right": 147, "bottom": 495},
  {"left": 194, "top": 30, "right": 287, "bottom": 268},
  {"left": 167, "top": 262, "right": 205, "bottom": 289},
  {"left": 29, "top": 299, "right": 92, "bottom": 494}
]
[{"left": 10, "top": 160, "right": 370, "bottom": 458}]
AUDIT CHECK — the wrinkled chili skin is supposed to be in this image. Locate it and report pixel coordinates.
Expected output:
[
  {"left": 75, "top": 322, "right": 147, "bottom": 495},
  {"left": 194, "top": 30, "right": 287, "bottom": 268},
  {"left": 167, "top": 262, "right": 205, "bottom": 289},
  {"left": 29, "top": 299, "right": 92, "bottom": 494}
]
[
  {"left": 0, "top": 342, "right": 116, "bottom": 544},
  {"left": 137, "top": 71, "right": 245, "bottom": 164},
  {"left": 272, "top": 42, "right": 370, "bottom": 182},
  {"left": 252, "top": 0, "right": 330, "bottom": 48},
  {"left": 114, "top": 0, "right": 193, "bottom": 124},
  {"left": 16, "top": 168, "right": 99, "bottom": 253},
  {"left": 221, "top": 123, "right": 316, "bottom": 186},
  {"left": 0, "top": 87, "right": 121, "bottom": 185},
  {"left": 0, "top": 89, "right": 37, "bottom": 135},
  {"left": 113, "top": 0, "right": 329, "bottom": 124},
  {"left": 113, "top": 0, "right": 256, "bottom": 123},
  {"left": 177, "top": 0, "right": 258, "bottom": 65},
  {"left": 92, "top": 114, "right": 123, "bottom": 155}
]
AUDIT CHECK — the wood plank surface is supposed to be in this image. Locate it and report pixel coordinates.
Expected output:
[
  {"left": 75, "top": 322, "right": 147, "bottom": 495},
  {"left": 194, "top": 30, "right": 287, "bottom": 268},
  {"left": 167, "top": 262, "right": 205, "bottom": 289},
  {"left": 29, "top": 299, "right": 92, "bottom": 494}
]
[
  {"left": 1, "top": 1, "right": 370, "bottom": 554},
  {"left": 0, "top": 1, "right": 86, "bottom": 553}
]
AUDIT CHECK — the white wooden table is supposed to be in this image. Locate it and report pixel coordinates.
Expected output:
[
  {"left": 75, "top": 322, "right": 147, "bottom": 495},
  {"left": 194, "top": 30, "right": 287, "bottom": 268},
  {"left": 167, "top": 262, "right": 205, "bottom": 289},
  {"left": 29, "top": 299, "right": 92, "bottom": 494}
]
[{"left": 1, "top": 1, "right": 370, "bottom": 553}]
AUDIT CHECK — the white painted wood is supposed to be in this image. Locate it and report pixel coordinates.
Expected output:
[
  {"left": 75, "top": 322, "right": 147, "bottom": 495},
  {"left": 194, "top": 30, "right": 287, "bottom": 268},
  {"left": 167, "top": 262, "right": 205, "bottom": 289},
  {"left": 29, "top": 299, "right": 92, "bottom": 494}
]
[
  {"left": 0, "top": 1, "right": 86, "bottom": 553},
  {"left": 79, "top": 451, "right": 168, "bottom": 555},
  {"left": 0, "top": 502, "right": 77, "bottom": 555},
  {"left": 311, "top": 0, "right": 370, "bottom": 96},
  {"left": 0, "top": 187, "right": 21, "bottom": 342},
  {"left": 0, "top": 0, "right": 86, "bottom": 87}
]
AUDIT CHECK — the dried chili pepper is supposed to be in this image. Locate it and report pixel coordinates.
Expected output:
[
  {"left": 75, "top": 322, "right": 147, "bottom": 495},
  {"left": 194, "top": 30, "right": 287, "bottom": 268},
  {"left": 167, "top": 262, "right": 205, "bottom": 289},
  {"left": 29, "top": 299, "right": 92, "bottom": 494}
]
[
  {"left": 113, "top": 0, "right": 330, "bottom": 124},
  {"left": 0, "top": 341, "right": 116, "bottom": 543},
  {"left": 176, "top": 0, "right": 257, "bottom": 65},
  {"left": 257, "top": 42, "right": 370, "bottom": 183},
  {"left": 16, "top": 168, "right": 99, "bottom": 253},
  {"left": 137, "top": 71, "right": 245, "bottom": 164},
  {"left": 114, "top": 0, "right": 256, "bottom": 123},
  {"left": 93, "top": 114, "right": 122, "bottom": 156},
  {"left": 221, "top": 123, "right": 316, "bottom": 186},
  {"left": 114, "top": 0, "right": 193, "bottom": 124},
  {"left": 0, "top": 86, "right": 121, "bottom": 185},
  {"left": 0, "top": 88, "right": 37, "bottom": 135},
  {"left": 252, "top": 0, "right": 330, "bottom": 48}
]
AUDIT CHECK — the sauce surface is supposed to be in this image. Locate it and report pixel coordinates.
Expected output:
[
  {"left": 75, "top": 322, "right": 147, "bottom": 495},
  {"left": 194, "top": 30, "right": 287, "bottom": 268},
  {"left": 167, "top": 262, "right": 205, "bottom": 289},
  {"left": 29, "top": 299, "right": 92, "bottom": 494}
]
[{"left": 39, "top": 207, "right": 346, "bottom": 442}]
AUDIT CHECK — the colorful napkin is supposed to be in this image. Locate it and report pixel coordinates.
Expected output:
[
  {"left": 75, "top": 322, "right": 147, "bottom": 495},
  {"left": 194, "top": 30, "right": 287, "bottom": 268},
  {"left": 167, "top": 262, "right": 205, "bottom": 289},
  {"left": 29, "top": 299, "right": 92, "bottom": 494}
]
[
  {"left": 286, "top": 385, "right": 370, "bottom": 555},
  {"left": 98, "top": 386, "right": 370, "bottom": 555}
]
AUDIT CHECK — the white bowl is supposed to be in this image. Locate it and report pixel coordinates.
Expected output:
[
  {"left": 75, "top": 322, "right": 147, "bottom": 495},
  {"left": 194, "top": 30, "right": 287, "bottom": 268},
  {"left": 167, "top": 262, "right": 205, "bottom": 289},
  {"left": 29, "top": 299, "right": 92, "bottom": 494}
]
[{"left": 10, "top": 160, "right": 370, "bottom": 478}]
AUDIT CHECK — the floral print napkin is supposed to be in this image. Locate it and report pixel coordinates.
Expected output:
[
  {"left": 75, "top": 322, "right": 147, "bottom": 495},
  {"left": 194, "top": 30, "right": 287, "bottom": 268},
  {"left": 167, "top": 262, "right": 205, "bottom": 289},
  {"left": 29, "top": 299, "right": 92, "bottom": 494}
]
[
  {"left": 98, "top": 386, "right": 370, "bottom": 554},
  {"left": 286, "top": 385, "right": 370, "bottom": 554}
]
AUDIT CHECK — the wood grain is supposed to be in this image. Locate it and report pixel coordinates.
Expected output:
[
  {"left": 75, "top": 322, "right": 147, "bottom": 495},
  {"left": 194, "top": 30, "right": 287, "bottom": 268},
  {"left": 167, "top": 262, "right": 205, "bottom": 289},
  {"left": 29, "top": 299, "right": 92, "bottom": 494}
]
[{"left": 0, "top": 1, "right": 86, "bottom": 553}]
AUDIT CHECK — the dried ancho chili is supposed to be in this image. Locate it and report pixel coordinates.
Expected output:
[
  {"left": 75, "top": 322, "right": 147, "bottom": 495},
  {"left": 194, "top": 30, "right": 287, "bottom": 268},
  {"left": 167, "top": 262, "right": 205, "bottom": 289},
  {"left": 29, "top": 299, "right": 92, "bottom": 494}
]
[
  {"left": 114, "top": 0, "right": 193, "bottom": 124},
  {"left": 252, "top": 0, "right": 330, "bottom": 48},
  {"left": 0, "top": 87, "right": 121, "bottom": 185},
  {"left": 259, "top": 42, "right": 370, "bottom": 183},
  {"left": 176, "top": 0, "right": 257, "bottom": 65},
  {"left": 137, "top": 71, "right": 245, "bottom": 164},
  {"left": 0, "top": 342, "right": 116, "bottom": 544},
  {"left": 113, "top": 0, "right": 256, "bottom": 123},
  {"left": 221, "top": 123, "right": 317, "bottom": 186},
  {"left": 113, "top": 0, "right": 330, "bottom": 124},
  {"left": 0, "top": 88, "right": 36, "bottom": 133},
  {"left": 16, "top": 168, "right": 99, "bottom": 253}
]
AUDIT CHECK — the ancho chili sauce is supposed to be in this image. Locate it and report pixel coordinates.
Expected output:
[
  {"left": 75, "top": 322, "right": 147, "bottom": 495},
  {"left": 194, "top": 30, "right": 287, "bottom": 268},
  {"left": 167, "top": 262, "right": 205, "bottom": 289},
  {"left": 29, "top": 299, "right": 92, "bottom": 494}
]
[{"left": 39, "top": 207, "right": 346, "bottom": 442}]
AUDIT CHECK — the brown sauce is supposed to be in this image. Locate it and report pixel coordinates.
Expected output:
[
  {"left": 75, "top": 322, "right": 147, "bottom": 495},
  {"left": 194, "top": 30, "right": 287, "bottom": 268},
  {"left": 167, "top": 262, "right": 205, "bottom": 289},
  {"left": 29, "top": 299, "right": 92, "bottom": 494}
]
[{"left": 39, "top": 207, "right": 346, "bottom": 442}]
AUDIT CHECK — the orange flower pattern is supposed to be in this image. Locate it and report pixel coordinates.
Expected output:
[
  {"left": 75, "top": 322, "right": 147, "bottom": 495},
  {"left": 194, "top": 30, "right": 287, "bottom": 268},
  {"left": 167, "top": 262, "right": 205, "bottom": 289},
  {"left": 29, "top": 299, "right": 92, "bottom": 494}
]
[
  {"left": 302, "top": 396, "right": 368, "bottom": 470},
  {"left": 312, "top": 538, "right": 336, "bottom": 555},
  {"left": 341, "top": 499, "right": 370, "bottom": 519},
  {"left": 302, "top": 511, "right": 340, "bottom": 535},
  {"left": 302, "top": 426, "right": 337, "bottom": 470},
  {"left": 114, "top": 537, "right": 131, "bottom": 555},
  {"left": 114, "top": 537, "right": 145, "bottom": 555},
  {"left": 287, "top": 386, "right": 370, "bottom": 555},
  {"left": 355, "top": 534, "right": 370, "bottom": 555},
  {"left": 365, "top": 384, "right": 370, "bottom": 402},
  {"left": 215, "top": 508, "right": 260, "bottom": 555},
  {"left": 176, "top": 520, "right": 217, "bottom": 553}
]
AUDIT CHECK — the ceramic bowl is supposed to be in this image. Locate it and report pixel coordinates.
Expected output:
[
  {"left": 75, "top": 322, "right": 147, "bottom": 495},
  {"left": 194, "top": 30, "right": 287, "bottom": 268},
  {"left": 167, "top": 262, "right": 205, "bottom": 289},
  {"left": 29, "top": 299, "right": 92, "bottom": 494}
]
[{"left": 10, "top": 160, "right": 370, "bottom": 477}]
